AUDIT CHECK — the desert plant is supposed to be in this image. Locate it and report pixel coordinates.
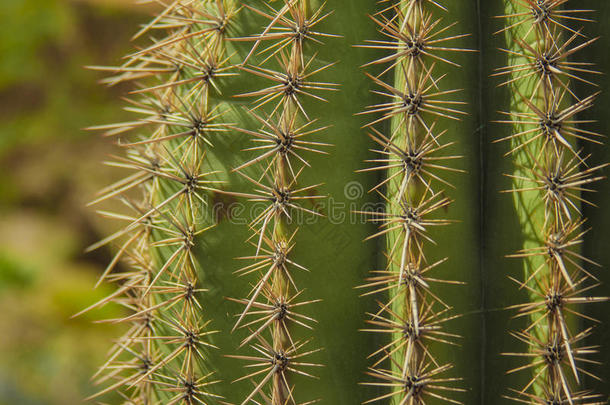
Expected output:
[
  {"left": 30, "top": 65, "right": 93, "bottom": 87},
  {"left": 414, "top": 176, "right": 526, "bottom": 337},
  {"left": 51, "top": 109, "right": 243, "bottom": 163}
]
[{"left": 82, "top": 1, "right": 608, "bottom": 404}]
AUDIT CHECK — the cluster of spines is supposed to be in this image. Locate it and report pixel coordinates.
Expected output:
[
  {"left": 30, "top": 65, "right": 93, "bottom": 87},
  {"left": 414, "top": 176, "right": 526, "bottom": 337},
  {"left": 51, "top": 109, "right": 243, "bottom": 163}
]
[
  {"left": 82, "top": 1, "right": 241, "bottom": 403},
  {"left": 224, "top": 2, "right": 336, "bottom": 404},
  {"left": 356, "top": 1, "right": 471, "bottom": 404},
  {"left": 496, "top": 1, "right": 608, "bottom": 403}
]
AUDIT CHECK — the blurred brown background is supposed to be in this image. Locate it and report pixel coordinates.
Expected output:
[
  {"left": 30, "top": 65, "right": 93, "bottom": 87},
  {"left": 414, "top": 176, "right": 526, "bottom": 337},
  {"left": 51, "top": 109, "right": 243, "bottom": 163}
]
[{"left": 0, "top": 1, "right": 149, "bottom": 403}]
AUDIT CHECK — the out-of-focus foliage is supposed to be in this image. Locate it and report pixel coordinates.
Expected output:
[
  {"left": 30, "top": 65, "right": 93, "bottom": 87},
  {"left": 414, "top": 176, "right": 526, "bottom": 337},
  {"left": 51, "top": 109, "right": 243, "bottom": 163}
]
[{"left": 0, "top": 0, "right": 146, "bottom": 403}]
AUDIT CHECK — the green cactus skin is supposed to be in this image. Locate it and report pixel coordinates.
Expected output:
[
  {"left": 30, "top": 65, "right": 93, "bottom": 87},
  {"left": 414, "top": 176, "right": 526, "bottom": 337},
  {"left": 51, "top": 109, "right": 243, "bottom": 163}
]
[{"left": 82, "top": 1, "right": 610, "bottom": 404}]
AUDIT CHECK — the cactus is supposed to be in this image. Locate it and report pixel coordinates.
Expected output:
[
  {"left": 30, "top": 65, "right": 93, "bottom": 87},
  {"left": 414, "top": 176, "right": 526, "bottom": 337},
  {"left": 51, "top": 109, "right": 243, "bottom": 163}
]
[{"left": 82, "top": 1, "right": 608, "bottom": 404}]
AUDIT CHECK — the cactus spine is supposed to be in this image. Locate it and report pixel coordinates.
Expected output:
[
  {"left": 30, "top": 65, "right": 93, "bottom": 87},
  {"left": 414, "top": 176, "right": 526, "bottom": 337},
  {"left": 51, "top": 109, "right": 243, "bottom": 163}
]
[{"left": 497, "top": 1, "right": 608, "bottom": 403}]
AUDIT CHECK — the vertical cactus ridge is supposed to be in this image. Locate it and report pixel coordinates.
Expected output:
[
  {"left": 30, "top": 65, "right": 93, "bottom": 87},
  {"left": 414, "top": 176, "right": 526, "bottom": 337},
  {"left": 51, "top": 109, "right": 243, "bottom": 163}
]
[
  {"left": 82, "top": 1, "right": 246, "bottom": 402},
  {"left": 357, "top": 1, "right": 473, "bottom": 404},
  {"left": 496, "top": 1, "right": 608, "bottom": 403},
  {"left": 224, "top": 1, "right": 335, "bottom": 404}
]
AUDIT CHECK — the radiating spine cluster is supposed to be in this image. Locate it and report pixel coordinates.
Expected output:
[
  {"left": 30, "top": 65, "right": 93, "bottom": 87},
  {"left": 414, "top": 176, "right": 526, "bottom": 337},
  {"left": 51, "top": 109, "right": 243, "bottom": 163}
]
[
  {"left": 225, "top": 2, "right": 336, "bottom": 404},
  {"left": 83, "top": 1, "right": 241, "bottom": 402},
  {"left": 357, "top": 1, "right": 471, "bottom": 403},
  {"left": 496, "top": 1, "right": 608, "bottom": 403}
]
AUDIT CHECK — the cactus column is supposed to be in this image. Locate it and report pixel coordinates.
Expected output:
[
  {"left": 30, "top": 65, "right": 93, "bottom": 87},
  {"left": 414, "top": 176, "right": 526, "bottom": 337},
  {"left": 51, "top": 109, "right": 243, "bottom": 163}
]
[
  {"left": 497, "top": 1, "right": 608, "bottom": 402},
  {"left": 357, "top": 1, "right": 476, "bottom": 404}
]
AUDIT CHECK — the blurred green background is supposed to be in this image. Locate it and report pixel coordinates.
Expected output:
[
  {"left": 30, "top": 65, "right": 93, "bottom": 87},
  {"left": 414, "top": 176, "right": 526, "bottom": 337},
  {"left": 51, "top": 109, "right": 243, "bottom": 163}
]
[{"left": 0, "top": 0, "right": 146, "bottom": 403}]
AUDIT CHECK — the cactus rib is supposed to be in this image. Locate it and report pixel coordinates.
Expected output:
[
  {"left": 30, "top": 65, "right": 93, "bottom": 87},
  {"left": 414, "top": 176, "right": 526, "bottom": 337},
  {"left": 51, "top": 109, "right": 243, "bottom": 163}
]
[
  {"left": 497, "top": 1, "right": 608, "bottom": 403},
  {"left": 225, "top": 1, "right": 336, "bottom": 404},
  {"left": 84, "top": 1, "right": 242, "bottom": 402},
  {"left": 357, "top": 1, "right": 473, "bottom": 404}
]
